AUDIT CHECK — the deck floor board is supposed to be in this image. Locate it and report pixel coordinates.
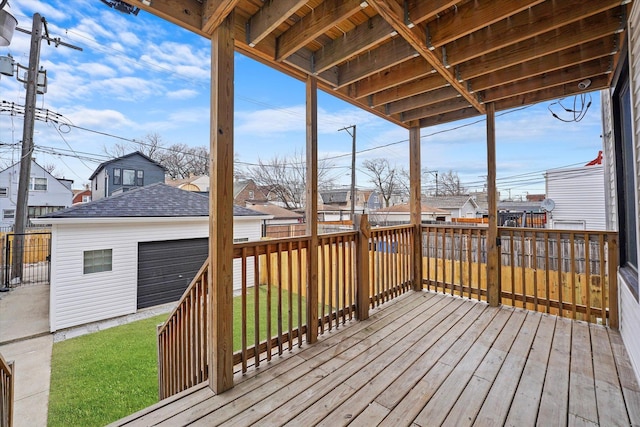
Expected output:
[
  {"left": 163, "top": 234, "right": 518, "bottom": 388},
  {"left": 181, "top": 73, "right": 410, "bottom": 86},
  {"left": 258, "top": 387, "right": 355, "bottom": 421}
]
[{"left": 112, "top": 291, "right": 640, "bottom": 427}]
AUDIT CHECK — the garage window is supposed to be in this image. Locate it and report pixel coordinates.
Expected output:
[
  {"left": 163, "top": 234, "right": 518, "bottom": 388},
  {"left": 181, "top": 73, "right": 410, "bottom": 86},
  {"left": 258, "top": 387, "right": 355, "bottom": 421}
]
[{"left": 84, "top": 249, "right": 112, "bottom": 274}]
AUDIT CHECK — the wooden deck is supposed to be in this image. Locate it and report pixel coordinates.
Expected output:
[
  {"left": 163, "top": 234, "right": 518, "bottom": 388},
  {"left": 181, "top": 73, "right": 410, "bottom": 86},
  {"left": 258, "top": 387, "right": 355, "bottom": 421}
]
[{"left": 114, "top": 291, "right": 640, "bottom": 426}]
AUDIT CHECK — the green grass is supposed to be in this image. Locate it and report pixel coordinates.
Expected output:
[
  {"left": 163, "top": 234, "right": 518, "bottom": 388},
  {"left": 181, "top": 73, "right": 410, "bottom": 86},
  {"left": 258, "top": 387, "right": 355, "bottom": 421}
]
[
  {"left": 48, "top": 287, "right": 311, "bottom": 427},
  {"left": 48, "top": 314, "right": 167, "bottom": 427}
]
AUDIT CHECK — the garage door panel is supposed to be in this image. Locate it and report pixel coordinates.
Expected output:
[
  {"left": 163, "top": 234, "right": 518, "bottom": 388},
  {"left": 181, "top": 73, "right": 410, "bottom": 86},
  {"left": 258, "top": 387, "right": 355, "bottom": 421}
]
[{"left": 137, "top": 238, "right": 208, "bottom": 309}]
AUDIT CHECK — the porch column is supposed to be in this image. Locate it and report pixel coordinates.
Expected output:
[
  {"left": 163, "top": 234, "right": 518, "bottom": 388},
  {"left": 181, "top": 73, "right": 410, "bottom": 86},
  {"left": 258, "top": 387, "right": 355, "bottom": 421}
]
[
  {"left": 208, "top": 11, "right": 235, "bottom": 393},
  {"left": 409, "top": 124, "right": 423, "bottom": 291},
  {"left": 486, "top": 102, "right": 500, "bottom": 307},
  {"left": 305, "top": 75, "right": 319, "bottom": 344}
]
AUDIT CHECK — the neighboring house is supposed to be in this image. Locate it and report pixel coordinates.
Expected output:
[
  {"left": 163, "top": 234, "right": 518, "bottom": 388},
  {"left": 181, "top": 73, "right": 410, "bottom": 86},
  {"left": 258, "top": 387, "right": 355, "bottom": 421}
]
[
  {"left": 234, "top": 179, "right": 267, "bottom": 205},
  {"left": 366, "top": 190, "right": 407, "bottom": 210},
  {"left": 72, "top": 189, "right": 92, "bottom": 205},
  {"left": 498, "top": 200, "right": 545, "bottom": 228},
  {"left": 545, "top": 164, "right": 605, "bottom": 230},
  {"left": 89, "top": 151, "right": 166, "bottom": 201},
  {"left": 0, "top": 160, "right": 73, "bottom": 227},
  {"left": 320, "top": 188, "right": 372, "bottom": 211},
  {"left": 422, "top": 195, "right": 480, "bottom": 219},
  {"left": 245, "top": 202, "right": 303, "bottom": 225},
  {"left": 166, "top": 175, "right": 210, "bottom": 192},
  {"left": 32, "top": 183, "right": 271, "bottom": 332},
  {"left": 370, "top": 203, "right": 450, "bottom": 225}
]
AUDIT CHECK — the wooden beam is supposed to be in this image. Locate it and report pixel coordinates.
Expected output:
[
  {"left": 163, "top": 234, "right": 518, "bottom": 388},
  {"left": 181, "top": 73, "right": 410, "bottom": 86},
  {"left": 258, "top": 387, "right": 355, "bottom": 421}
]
[
  {"left": 337, "top": 37, "right": 419, "bottom": 88},
  {"left": 276, "top": 0, "right": 364, "bottom": 61},
  {"left": 409, "top": 125, "right": 422, "bottom": 292},
  {"left": 208, "top": 10, "right": 235, "bottom": 394},
  {"left": 369, "top": 72, "right": 446, "bottom": 106},
  {"left": 458, "top": 9, "right": 624, "bottom": 81},
  {"left": 349, "top": 57, "right": 433, "bottom": 99},
  {"left": 493, "top": 74, "right": 610, "bottom": 111},
  {"left": 446, "top": 0, "right": 625, "bottom": 66},
  {"left": 313, "top": 15, "right": 394, "bottom": 74},
  {"left": 419, "top": 107, "right": 481, "bottom": 128},
  {"left": 355, "top": 214, "right": 371, "bottom": 320},
  {"left": 201, "top": 0, "right": 240, "bottom": 34},
  {"left": 369, "top": 0, "right": 485, "bottom": 114},
  {"left": 284, "top": 47, "right": 339, "bottom": 87},
  {"left": 608, "top": 235, "right": 619, "bottom": 329},
  {"left": 470, "top": 36, "right": 618, "bottom": 92},
  {"left": 305, "top": 76, "right": 319, "bottom": 344},
  {"left": 246, "top": 0, "right": 307, "bottom": 47},
  {"left": 386, "top": 86, "right": 458, "bottom": 115},
  {"left": 485, "top": 102, "right": 499, "bottom": 307},
  {"left": 408, "top": 0, "right": 459, "bottom": 25},
  {"left": 426, "top": 0, "right": 545, "bottom": 48},
  {"left": 127, "top": 0, "right": 204, "bottom": 35},
  {"left": 401, "top": 97, "right": 470, "bottom": 123},
  {"left": 482, "top": 58, "right": 612, "bottom": 103}
]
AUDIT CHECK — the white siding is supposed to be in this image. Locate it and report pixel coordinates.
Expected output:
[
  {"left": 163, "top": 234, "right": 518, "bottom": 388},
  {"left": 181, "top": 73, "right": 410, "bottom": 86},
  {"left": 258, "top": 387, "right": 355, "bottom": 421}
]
[
  {"left": 545, "top": 165, "right": 606, "bottom": 230},
  {"left": 620, "top": 0, "right": 640, "bottom": 383},
  {"left": 49, "top": 217, "right": 263, "bottom": 331}
]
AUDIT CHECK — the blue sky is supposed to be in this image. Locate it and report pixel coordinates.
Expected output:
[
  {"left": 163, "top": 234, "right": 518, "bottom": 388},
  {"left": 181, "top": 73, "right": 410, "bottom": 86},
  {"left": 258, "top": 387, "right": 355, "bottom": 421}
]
[{"left": 0, "top": 0, "right": 604, "bottom": 199}]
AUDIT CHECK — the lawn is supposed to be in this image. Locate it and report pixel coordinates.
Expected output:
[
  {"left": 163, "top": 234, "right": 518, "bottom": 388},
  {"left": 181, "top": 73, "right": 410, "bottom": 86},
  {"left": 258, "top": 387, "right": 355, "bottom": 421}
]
[{"left": 48, "top": 286, "right": 308, "bottom": 427}]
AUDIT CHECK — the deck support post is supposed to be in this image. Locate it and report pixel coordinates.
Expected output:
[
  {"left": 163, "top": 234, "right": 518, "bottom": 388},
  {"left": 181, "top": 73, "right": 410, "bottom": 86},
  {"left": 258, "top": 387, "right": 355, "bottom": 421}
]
[
  {"left": 409, "top": 124, "right": 423, "bottom": 291},
  {"left": 608, "top": 235, "right": 619, "bottom": 328},
  {"left": 208, "top": 11, "right": 235, "bottom": 394},
  {"left": 355, "top": 214, "right": 370, "bottom": 320},
  {"left": 486, "top": 102, "right": 501, "bottom": 307},
  {"left": 305, "top": 75, "right": 319, "bottom": 344}
]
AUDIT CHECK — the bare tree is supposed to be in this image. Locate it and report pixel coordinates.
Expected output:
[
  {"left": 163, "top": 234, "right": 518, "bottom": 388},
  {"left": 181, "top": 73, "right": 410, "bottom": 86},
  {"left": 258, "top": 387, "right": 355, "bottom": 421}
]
[
  {"left": 362, "top": 158, "right": 402, "bottom": 207},
  {"left": 42, "top": 162, "right": 61, "bottom": 178},
  {"left": 438, "top": 169, "right": 466, "bottom": 195},
  {"left": 245, "top": 150, "right": 336, "bottom": 209}
]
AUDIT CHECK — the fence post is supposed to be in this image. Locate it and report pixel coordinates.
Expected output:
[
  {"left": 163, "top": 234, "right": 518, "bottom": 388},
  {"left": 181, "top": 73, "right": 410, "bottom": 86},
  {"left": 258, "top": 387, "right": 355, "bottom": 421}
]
[
  {"left": 355, "top": 214, "right": 370, "bottom": 321},
  {"left": 607, "top": 234, "right": 619, "bottom": 329}
]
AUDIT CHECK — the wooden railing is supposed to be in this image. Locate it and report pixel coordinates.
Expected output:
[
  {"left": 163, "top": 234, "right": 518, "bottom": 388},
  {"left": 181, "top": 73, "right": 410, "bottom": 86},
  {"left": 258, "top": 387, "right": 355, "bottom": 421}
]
[
  {"left": 421, "top": 225, "right": 618, "bottom": 325},
  {"left": 0, "top": 352, "right": 14, "bottom": 427},
  {"left": 369, "top": 225, "right": 414, "bottom": 307},
  {"left": 157, "top": 261, "right": 209, "bottom": 400}
]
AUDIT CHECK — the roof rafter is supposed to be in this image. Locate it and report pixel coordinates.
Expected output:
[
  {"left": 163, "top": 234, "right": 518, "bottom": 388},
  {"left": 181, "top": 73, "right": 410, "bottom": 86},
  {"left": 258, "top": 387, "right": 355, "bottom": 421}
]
[
  {"left": 202, "top": 0, "right": 241, "bottom": 34},
  {"left": 369, "top": 0, "right": 485, "bottom": 114},
  {"left": 246, "top": 0, "right": 308, "bottom": 47},
  {"left": 348, "top": 57, "right": 433, "bottom": 99}
]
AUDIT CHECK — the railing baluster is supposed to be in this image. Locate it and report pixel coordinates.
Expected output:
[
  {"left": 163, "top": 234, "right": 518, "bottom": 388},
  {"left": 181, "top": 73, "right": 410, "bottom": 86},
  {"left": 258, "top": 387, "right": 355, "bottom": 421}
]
[
  {"left": 287, "top": 241, "right": 293, "bottom": 352},
  {"left": 557, "top": 232, "right": 563, "bottom": 317},
  {"left": 532, "top": 231, "right": 538, "bottom": 314},
  {"left": 585, "top": 232, "right": 591, "bottom": 323},
  {"left": 570, "top": 232, "right": 577, "bottom": 319},
  {"left": 266, "top": 244, "right": 272, "bottom": 361},
  {"left": 241, "top": 247, "right": 247, "bottom": 373},
  {"left": 254, "top": 251, "right": 260, "bottom": 368},
  {"left": 277, "top": 242, "right": 283, "bottom": 356}
]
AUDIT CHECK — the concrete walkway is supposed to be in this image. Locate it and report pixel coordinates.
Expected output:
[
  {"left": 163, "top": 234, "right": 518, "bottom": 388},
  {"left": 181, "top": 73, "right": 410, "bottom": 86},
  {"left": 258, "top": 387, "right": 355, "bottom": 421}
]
[{"left": 0, "top": 283, "right": 51, "bottom": 427}]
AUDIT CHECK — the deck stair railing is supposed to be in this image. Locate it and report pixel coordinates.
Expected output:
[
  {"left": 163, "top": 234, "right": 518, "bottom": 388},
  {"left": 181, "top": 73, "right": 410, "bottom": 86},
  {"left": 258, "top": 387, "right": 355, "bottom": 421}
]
[
  {"left": 157, "top": 223, "right": 415, "bottom": 399},
  {"left": 0, "top": 351, "right": 14, "bottom": 427}
]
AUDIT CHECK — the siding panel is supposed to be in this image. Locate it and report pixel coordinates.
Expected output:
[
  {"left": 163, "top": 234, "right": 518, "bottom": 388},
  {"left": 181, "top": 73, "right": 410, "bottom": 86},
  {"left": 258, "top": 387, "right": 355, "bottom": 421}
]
[{"left": 49, "top": 217, "right": 263, "bottom": 331}]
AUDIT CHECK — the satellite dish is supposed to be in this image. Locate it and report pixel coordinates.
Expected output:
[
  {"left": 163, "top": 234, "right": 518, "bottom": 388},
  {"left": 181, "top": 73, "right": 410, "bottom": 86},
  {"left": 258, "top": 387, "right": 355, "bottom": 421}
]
[{"left": 541, "top": 198, "right": 555, "bottom": 212}]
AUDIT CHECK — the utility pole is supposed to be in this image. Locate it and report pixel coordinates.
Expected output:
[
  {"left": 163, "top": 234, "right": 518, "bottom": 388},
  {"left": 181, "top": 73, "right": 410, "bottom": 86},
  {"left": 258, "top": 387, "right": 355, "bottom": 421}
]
[
  {"left": 11, "top": 13, "right": 43, "bottom": 283},
  {"left": 7, "top": 14, "right": 81, "bottom": 283},
  {"left": 338, "top": 125, "right": 356, "bottom": 226}
]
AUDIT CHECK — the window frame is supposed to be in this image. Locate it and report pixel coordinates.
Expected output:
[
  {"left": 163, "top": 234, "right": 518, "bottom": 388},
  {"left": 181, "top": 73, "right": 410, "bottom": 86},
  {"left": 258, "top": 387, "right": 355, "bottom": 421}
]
[
  {"left": 0, "top": 187, "right": 7, "bottom": 197},
  {"left": 113, "top": 168, "right": 122, "bottom": 185},
  {"left": 136, "top": 170, "right": 144, "bottom": 186},
  {"left": 2, "top": 209, "right": 15, "bottom": 220},
  {"left": 29, "top": 177, "right": 47, "bottom": 191},
  {"left": 612, "top": 54, "right": 639, "bottom": 299},
  {"left": 122, "top": 169, "right": 136, "bottom": 186},
  {"left": 83, "top": 249, "right": 113, "bottom": 274}
]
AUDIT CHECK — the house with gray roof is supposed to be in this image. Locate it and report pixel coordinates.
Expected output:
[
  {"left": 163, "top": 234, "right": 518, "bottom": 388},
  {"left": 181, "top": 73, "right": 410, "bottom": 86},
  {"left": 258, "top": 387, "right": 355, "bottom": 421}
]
[
  {"left": 32, "top": 183, "right": 271, "bottom": 332},
  {"left": 422, "top": 195, "right": 480, "bottom": 219}
]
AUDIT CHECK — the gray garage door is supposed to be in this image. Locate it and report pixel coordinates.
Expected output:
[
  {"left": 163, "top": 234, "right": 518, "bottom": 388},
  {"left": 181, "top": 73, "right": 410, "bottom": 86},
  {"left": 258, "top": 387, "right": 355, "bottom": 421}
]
[{"left": 137, "top": 238, "right": 208, "bottom": 309}]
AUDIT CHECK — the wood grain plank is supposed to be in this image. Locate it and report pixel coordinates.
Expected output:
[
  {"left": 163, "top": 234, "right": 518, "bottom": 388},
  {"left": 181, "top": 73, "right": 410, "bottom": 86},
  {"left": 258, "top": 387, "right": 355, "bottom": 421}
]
[
  {"left": 311, "top": 302, "right": 492, "bottom": 427},
  {"left": 472, "top": 311, "right": 542, "bottom": 425},
  {"left": 504, "top": 314, "right": 556, "bottom": 425},
  {"left": 607, "top": 330, "right": 640, "bottom": 425},
  {"left": 212, "top": 297, "right": 463, "bottom": 425},
  {"left": 378, "top": 306, "right": 517, "bottom": 426},
  {"left": 568, "top": 321, "right": 598, "bottom": 424},
  {"left": 590, "top": 324, "right": 629, "bottom": 426}
]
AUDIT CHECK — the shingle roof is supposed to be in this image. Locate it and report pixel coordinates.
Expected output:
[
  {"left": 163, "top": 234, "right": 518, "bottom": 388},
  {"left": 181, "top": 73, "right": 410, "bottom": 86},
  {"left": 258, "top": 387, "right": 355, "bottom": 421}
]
[
  {"left": 373, "top": 203, "right": 448, "bottom": 214},
  {"left": 245, "top": 203, "right": 303, "bottom": 219},
  {"left": 422, "top": 195, "right": 477, "bottom": 210},
  {"left": 40, "top": 183, "right": 267, "bottom": 218},
  {"left": 88, "top": 151, "right": 166, "bottom": 180}
]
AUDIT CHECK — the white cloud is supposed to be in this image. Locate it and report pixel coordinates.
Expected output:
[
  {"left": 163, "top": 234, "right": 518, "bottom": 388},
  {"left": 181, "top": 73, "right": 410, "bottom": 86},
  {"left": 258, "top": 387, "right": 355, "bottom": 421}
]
[
  {"left": 166, "top": 89, "right": 198, "bottom": 100},
  {"left": 62, "top": 107, "right": 136, "bottom": 129}
]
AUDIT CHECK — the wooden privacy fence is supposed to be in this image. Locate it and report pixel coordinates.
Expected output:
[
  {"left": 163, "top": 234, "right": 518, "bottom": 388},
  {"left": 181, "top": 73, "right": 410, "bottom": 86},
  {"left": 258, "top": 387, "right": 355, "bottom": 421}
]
[
  {"left": 421, "top": 225, "right": 618, "bottom": 325},
  {"left": 0, "top": 352, "right": 14, "bottom": 427}
]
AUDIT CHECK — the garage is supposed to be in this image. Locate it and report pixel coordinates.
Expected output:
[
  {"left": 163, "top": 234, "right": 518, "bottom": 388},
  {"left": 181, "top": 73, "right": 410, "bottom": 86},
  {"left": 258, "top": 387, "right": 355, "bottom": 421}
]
[{"left": 137, "top": 237, "right": 208, "bottom": 309}]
